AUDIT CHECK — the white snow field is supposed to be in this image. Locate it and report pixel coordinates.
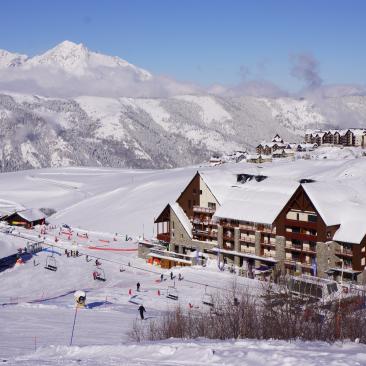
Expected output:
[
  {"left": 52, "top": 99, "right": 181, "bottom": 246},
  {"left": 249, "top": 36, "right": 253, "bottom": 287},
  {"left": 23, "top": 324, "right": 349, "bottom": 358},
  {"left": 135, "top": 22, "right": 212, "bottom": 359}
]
[{"left": 1, "top": 157, "right": 366, "bottom": 365}]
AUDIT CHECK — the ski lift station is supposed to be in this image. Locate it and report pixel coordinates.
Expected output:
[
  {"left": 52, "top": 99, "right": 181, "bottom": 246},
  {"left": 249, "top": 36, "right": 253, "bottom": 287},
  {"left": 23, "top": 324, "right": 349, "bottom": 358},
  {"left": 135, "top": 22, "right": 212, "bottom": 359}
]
[{"left": 287, "top": 275, "right": 340, "bottom": 301}]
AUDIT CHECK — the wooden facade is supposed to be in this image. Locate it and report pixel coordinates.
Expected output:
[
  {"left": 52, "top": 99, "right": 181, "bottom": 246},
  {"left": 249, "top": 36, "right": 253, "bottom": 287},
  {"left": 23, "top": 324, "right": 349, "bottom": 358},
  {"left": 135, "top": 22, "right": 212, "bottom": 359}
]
[
  {"left": 5, "top": 212, "right": 45, "bottom": 228},
  {"left": 177, "top": 172, "right": 200, "bottom": 218}
]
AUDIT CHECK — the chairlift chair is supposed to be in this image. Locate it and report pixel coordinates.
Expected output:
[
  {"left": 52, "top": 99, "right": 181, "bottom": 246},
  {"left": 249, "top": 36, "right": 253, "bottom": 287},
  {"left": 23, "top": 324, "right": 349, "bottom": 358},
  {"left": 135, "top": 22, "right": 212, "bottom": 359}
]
[
  {"left": 166, "top": 286, "right": 178, "bottom": 300},
  {"left": 93, "top": 267, "right": 106, "bottom": 281},
  {"left": 44, "top": 256, "right": 58, "bottom": 271},
  {"left": 202, "top": 293, "right": 214, "bottom": 307},
  {"left": 202, "top": 285, "right": 214, "bottom": 307}
]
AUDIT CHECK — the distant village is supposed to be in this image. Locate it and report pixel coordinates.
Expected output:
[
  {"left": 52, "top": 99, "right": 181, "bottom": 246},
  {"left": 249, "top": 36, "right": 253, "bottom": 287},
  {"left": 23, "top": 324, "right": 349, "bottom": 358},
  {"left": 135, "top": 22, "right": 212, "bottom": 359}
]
[{"left": 209, "top": 128, "right": 366, "bottom": 165}]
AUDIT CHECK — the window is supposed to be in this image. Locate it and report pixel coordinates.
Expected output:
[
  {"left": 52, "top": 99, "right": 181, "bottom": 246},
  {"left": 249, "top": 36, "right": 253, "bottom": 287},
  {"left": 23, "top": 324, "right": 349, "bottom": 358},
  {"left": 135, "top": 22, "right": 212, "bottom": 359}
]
[
  {"left": 208, "top": 202, "right": 216, "bottom": 210},
  {"left": 200, "top": 190, "right": 202, "bottom": 195},
  {"left": 308, "top": 215, "right": 317, "bottom": 222},
  {"left": 172, "top": 221, "right": 175, "bottom": 229},
  {"left": 292, "top": 227, "right": 300, "bottom": 233}
]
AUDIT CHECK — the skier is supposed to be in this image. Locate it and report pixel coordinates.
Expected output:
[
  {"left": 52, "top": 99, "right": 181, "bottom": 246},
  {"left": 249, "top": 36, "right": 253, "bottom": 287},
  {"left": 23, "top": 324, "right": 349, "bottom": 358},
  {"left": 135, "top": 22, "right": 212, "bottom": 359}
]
[
  {"left": 170, "top": 272, "right": 173, "bottom": 280},
  {"left": 138, "top": 304, "right": 146, "bottom": 320},
  {"left": 160, "top": 273, "right": 164, "bottom": 282},
  {"left": 178, "top": 273, "right": 182, "bottom": 281},
  {"left": 137, "top": 282, "right": 141, "bottom": 292}
]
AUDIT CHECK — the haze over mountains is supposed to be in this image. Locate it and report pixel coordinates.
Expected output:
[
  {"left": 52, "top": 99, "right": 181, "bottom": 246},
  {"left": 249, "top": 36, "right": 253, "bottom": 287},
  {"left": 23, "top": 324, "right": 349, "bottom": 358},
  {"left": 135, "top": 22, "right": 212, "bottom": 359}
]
[{"left": 0, "top": 41, "right": 365, "bottom": 172}]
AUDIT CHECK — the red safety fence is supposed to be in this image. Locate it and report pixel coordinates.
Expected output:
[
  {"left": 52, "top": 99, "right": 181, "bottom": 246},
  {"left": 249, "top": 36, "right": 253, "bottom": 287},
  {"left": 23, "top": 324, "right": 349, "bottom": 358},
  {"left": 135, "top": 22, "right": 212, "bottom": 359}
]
[{"left": 87, "top": 246, "right": 137, "bottom": 252}]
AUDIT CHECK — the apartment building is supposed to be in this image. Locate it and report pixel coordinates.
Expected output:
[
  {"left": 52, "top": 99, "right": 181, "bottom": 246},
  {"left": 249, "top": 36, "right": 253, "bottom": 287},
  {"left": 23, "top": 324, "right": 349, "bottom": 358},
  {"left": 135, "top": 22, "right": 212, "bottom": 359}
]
[
  {"left": 305, "top": 129, "right": 366, "bottom": 147},
  {"left": 153, "top": 168, "right": 366, "bottom": 283}
]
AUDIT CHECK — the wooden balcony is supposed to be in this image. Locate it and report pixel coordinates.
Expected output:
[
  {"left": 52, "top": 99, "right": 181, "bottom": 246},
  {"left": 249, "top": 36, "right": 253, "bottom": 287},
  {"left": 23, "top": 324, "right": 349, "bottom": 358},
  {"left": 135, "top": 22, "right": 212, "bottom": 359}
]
[
  {"left": 261, "top": 226, "right": 276, "bottom": 234},
  {"left": 192, "top": 218, "right": 216, "bottom": 226},
  {"left": 285, "top": 243, "right": 316, "bottom": 254},
  {"left": 192, "top": 229, "right": 217, "bottom": 239},
  {"left": 193, "top": 206, "right": 215, "bottom": 214},
  {"left": 284, "top": 259, "right": 312, "bottom": 268},
  {"left": 262, "top": 241, "right": 276, "bottom": 248},
  {"left": 285, "top": 219, "right": 317, "bottom": 230},
  {"left": 262, "top": 252, "right": 275, "bottom": 258},
  {"left": 223, "top": 235, "right": 235, "bottom": 241},
  {"left": 156, "top": 233, "right": 170, "bottom": 242},
  {"left": 285, "top": 231, "right": 317, "bottom": 242},
  {"left": 240, "top": 237, "right": 256, "bottom": 244},
  {"left": 221, "top": 222, "right": 239, "bottom": 229},
  {"left": 240, "top": 248, "right": 256, "bottom": 255},
  {"left": 335, "top": 248, "right": 353, "bottom": 257},
  {"left": 239, "top": 224, "right": 256, "bottom": 231}
]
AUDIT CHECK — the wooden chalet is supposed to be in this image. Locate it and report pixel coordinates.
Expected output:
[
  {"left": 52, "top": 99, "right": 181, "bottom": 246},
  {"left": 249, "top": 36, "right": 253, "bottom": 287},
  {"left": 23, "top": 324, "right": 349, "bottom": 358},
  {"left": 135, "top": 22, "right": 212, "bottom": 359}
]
[{"left": 4, "top": 209, "right": 46, "bottom": 228}]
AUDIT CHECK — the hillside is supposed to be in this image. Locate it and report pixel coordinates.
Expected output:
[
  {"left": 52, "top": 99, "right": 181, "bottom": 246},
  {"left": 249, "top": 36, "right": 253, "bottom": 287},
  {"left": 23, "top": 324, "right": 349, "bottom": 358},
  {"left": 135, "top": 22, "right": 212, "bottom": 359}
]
[{"left": 0, "top": 41, "right": 366, "bottom": 172}]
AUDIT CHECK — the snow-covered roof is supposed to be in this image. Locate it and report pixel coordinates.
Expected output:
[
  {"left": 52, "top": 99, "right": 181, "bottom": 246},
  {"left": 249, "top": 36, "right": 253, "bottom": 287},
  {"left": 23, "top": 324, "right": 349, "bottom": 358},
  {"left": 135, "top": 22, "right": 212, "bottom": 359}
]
[
  {"left": 214, "top": 178, "right": 299, "bottom": 225},
  {"left": 16, "top": 208, "right": 46, "bottom": 222},
  {"left": 170, "top": 202, "right": 192, "bottom": 238},
  {"left": 333, "top": 218, "right": 366, "bottom": 244},
  {"left": 199, "top": 169, "right": 237, "bottom": 204}
]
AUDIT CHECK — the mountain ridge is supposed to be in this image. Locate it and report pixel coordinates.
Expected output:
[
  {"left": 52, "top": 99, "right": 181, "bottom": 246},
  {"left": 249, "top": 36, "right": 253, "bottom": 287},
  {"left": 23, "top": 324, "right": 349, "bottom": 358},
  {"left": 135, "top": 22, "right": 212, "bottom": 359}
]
[{"left": 0, "top": 42, "right": 365, "bottom": 172}]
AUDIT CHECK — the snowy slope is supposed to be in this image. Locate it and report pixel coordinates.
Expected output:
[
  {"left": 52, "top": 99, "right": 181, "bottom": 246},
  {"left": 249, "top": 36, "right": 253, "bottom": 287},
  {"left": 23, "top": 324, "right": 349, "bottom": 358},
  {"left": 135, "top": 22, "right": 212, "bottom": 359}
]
[{"left": 0, "top": 159, "right": 366, "bottom": 364}]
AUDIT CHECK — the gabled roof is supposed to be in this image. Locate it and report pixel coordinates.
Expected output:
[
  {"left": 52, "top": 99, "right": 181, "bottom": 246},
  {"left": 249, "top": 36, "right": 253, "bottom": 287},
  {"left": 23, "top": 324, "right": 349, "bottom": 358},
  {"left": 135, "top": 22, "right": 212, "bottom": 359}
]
[
  {"left": 199, "top": 169, "right": 237, "bottom": 205},
  {"left": 170, "top": 202, "right": 192, "bottom": 238},
  {"left": 14, "top": 208, "right": 45, "bottom": 222},
  {"left": 214, "top": 179, "right": 299, "bottom": 225}
]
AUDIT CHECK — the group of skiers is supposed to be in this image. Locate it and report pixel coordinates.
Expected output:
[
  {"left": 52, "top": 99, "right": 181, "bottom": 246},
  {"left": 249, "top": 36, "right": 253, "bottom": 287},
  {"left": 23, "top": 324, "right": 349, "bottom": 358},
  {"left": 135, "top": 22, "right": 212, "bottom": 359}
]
[{"left": 65, "top": 249, "right": 79, "bottom": 257}]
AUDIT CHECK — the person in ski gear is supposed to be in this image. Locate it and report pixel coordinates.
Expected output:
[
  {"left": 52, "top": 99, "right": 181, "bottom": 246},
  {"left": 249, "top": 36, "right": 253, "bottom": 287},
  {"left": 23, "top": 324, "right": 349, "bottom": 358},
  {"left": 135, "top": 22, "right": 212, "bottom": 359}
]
[
  {"left": 137, "top": 282, "right": 141, "bottom": 291},
  {"left": 138, "top": 304, "right": 146, "bottom": 320},
  {"left": 170, "top": 272, "right": 173, "bottom": 280},
  {"left": 160, "top": 273, "right": 164, "bottom": 282},
  {"left": 178, "top": 273, "right": 182, "bottom": 281}
]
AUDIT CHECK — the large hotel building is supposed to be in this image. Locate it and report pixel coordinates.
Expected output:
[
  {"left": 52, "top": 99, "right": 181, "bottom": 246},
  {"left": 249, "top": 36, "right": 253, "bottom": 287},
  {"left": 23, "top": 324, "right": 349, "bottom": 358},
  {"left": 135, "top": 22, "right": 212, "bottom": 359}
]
[{"left": 152, "top": 165, "right": 366, "bottom": 284}]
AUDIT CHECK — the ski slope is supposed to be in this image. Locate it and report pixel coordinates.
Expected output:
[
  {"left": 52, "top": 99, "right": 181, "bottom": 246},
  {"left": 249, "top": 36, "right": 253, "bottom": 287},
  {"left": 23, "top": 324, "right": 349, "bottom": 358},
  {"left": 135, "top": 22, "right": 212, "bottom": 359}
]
[{"left": 1, "top": 157, "right": 366, "bottom": 365}]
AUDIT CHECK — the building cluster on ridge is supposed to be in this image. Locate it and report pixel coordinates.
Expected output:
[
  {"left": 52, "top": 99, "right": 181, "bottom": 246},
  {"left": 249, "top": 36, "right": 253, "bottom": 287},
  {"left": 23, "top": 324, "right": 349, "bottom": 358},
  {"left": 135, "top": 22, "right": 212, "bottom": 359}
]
[
  {"left": 305, "top": 128, "right": 366, "bottom": 147},
  {"left": 146, "top": 166, "right": 366, "bottom": 284}
]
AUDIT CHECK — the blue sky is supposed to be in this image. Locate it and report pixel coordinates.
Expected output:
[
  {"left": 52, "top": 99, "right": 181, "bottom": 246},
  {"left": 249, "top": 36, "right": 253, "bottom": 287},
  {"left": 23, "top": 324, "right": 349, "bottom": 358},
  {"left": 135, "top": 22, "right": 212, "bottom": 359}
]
[{"left": 0, "top": 0, "right": 365, "bottom": 92}]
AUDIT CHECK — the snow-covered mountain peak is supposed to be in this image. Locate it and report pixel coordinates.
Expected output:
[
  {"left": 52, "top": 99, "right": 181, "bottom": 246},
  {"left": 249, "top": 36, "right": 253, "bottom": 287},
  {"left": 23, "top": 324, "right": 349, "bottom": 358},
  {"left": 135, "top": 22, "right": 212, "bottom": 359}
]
[
  {"left": 23, "top": 40, "right": 152, "bottom": 80},
  {"left": 25, "top": 40, "right": 90, "bottom": 74},
  {"left": 0, "top": 49, "right": 28, "bottom": 68}
]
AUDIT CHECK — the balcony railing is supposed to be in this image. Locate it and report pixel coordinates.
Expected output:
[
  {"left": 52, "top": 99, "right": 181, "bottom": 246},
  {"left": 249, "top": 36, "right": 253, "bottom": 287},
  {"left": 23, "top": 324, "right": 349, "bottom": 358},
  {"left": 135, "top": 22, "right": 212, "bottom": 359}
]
[
  {"left": 223, "top": 235, "right": 235, "bottom": 241},
  {"left": 240, "top": 248, "right": 256, "bottom": 254},
  {"left": 192, "top": 229, "right": 217, "bottom": 237},
  {"left": 221, "top": 222, "right": 239, "bottom": 229},
  {"left": 262, "top": 252, "right": 276, "bottom": 258},
  {"left": 284, "top": 259, "right": 312, "bottom": 268},
  {"left": 335, "top": 248, "right": 353, "bottom": 257},
  {"left": 156, "top": 233, "right": 170, "bottom": 242},
  {"left": 285, "top": 219, "right": 317, "bottom": 230},
  {"left": 240, "top": 237, "right": 256, "bottom": 244},
  {"left": 239, "top": 224, "right": 256, "bottom": 231},
  {"left": 285, "top": 243, "right": 316, "bottom": 254},
  {"left": 261, "top": 227, "right": 276, "bottom": 234},
  {"left": 193, "top": 206, "right": 215, "bottom": 214},
  {"left": 262, "top": 240, "right": 276, "bottom": 246},
  {"left": 192, "top": 218, "right": 217, "bottom": 226},
  {"left": 285, "top": 231, "right": 317, "bottom": 242}
]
